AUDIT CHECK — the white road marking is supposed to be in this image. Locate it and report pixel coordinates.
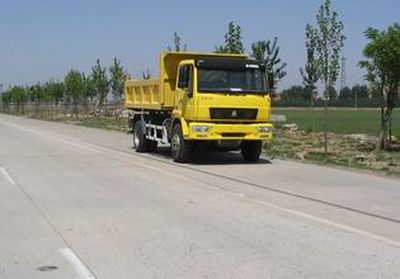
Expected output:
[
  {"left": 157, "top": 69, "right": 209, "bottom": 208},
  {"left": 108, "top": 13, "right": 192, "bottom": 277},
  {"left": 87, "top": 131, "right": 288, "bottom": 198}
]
[
  {"left": 251, "top": 198, "right": 400, "bottom": 248},
  {"left": 60, "top": 248, "right": 96, "bottom": 279},
  {"left": 0, "top": 166, "right": 16, "bottom": 185}
]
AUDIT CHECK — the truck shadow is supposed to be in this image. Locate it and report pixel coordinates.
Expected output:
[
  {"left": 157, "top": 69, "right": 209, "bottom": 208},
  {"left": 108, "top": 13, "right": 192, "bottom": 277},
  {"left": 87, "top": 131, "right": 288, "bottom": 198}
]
[{"left": 149, "top": 146, "right": 272, "bottom": 165}]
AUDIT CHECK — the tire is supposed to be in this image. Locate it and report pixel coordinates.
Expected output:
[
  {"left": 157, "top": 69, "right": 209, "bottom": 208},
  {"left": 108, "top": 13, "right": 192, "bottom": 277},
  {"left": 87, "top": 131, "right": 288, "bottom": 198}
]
[
  {"left": 133, "top": 120, "right": 148, "bottom": 152},
  {"left": 171, "top": 124, "right": 191, "bottom": 163},
  {"left": 241, "top": 140, "right": 262, "bottom": 162}
]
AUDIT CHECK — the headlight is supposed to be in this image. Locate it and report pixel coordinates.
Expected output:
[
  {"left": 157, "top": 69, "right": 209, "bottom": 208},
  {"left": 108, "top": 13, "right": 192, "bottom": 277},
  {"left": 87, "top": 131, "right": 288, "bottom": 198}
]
[
  {"left": 257, "top": 126, "right": 273, "bottom": 133},
  {"left": 192, "top": 125, "right": 210, "bottom": 132}
]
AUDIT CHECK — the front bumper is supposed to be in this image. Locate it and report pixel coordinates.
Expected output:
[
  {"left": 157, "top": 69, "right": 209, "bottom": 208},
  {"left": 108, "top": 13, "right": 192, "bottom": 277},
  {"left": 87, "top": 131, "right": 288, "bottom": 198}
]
[{"left": 186, "top": 122, "right": 274, "bottom": 141}]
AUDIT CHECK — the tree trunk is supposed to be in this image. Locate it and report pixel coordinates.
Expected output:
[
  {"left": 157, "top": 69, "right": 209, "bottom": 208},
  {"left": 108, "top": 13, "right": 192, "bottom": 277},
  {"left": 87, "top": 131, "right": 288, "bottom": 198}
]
[
  {"left": 388, "top": 114, "right": 392, "bottom": 145},
  {"left": 379, "top": 78, "right": 386, "bottom": 129},
  {"left": 377, "top": 107, "right": 393, "bottom": 150},
  {"left": 324, "top": 90, "right": 328, "bottom": 161},
  {"left": 310, "top": 87, "right": 314, "bottom": 108}
]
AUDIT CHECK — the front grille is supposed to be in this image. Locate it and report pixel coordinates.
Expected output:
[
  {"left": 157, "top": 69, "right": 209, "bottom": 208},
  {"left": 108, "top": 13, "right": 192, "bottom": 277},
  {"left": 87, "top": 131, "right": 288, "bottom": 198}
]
[{"left": 210, "top": 108, "right": 258, "bottom": 120}]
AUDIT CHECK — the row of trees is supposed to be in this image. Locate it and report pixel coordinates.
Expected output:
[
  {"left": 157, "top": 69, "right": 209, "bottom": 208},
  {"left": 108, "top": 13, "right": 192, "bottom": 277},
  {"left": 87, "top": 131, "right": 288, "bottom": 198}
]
[
  {"left": 280, "top": 84, "right": 369, "bottom": 102},
  {"left": 0, "top": 32, "right": 190, "bottom": 114},
  {"left": 1, "top": 58, "right": 127, "bottom": 114}
]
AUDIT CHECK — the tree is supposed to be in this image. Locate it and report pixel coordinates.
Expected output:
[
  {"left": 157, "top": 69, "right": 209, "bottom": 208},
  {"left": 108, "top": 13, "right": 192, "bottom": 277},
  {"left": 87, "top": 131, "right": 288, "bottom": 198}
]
[
  {"left": 280, "top": 86, "right": 309, "bottom": 102},
  {"left": 326, "top": 85, "right": 337, "bottom": 100},
  {"left": 10, "top": 86, "right": 27, "bottom": 113},
  {"left": 351, "top": 84, "right": 369, "bottom": 107},
  {"left": 142, "top": 70, "right": 151, "bottom": 80},
  {"left": 310, "top": 0, "right": 345, "bottom": 159},
  {"left": 338, "top": 84, "right": 369, "bottom": 105},
  {"left": 43, "top": 80, "right": 65, "bottom": 107},
  {"left": 64, "top": 70, "right": 84, "bottom": 115},
  {"left": 29, "top": 83, "right": 44, "bottom": 112},
  {"left": 300, "top": 24, "right": 320, "bottom": 107},
  {"left": 167, "top": 31, "right": 187, "bottom": 52},
  {"left": 251, "top": 37, "right": 287, "bottom": 92},
  {"left": 109, "top": 57, "right": 126, "bottom": 104},
  {"left": 251, "top": 41, "right": 267, "bottom": 64},
  {"left": 338, "top": 86, "right": 352, "bottom": 101},
  {"left": 81, "top": 73, "right": 95, "bottom": 109},
  {"left": 359, "top": 24, "right": 400, "bottom": 149},
  {"left": 1, "top": 90, "right": 11, "bottom": 112},
  {"left": 369, "top": 83, "right": 382, "bottom": 100},
  {"left": 91, "top": 59, "right": 109, "bottom": 110},
  {"left": 215, "top": 22, "right": 245, "bottom": 54}
]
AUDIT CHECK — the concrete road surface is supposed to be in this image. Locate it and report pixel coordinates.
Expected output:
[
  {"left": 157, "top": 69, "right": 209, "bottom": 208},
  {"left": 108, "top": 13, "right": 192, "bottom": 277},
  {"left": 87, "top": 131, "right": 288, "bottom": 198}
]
[{"left": 0, "top": 113, "right": 399, "bottom": 279}]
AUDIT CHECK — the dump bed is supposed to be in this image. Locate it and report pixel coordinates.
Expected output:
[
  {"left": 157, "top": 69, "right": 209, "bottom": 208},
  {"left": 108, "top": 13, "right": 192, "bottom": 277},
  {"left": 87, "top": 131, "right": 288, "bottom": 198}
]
[
  {"left": 125, "top": 52, "right": 247, "bottom": 111},
  {"left": 125, "top": 79, "right": 169, "bottom": 111}
]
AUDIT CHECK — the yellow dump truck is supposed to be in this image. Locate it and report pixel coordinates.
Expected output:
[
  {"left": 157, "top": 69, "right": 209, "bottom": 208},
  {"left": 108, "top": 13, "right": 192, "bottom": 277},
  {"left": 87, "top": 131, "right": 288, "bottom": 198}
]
[{"left": 125, "top": 52, "right": 274, "bottom": 162}]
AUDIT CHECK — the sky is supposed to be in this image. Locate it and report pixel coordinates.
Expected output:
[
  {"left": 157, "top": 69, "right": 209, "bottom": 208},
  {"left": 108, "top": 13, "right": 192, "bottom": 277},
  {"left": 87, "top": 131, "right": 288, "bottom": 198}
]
[{"left": 1, "top": 0, "right": 399, "bottom": 92}]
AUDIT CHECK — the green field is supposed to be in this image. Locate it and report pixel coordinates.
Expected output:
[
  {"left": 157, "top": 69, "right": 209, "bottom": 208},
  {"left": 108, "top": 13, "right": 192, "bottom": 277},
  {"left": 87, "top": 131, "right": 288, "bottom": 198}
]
[{"left": 273, "top": 108, "right": 400, "bottom": 137}]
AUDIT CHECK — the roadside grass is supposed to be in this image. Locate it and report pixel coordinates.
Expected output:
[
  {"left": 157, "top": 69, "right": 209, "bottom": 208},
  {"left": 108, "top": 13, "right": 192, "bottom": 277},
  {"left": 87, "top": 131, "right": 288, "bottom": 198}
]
[
  {"left": 74, "top": 116, "right": 129, "bottom": 132},
  {"left": 273, "top": 107, "right": 400, "bottom": 137},
  {"left": 26, "top": 113, "right": 130, "bottom": 133}
]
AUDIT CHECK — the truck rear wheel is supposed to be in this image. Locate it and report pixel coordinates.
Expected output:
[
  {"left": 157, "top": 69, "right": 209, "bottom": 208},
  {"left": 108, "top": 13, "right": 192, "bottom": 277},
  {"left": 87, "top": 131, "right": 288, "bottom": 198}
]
[
  {"left": 133, "top": 120, "right": 148, "bottom": 152},
  {"left": 241, "top": 140, "right": 262, "bottom": 162},
  {"left": 171, "top": 124, "right": 191, "bottom": 163}
]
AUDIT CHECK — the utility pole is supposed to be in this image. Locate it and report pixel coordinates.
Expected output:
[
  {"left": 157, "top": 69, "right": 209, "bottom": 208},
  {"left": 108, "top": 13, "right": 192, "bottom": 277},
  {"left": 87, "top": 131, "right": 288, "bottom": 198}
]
[
  {"left": 0, "top": 84, "right": 3, "bottom": 111},
  {"left": 339, "top": 56, "right": 347, "bottom": 102},
  {"left": 355, "top": 87, "right": 358, "bottom": 109}
]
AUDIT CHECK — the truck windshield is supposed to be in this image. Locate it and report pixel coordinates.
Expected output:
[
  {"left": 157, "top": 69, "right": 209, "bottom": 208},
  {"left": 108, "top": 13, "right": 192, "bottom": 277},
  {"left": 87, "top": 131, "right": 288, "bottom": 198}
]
[{"left": 198, "top": 68, "right": 266, "bottom": 93}]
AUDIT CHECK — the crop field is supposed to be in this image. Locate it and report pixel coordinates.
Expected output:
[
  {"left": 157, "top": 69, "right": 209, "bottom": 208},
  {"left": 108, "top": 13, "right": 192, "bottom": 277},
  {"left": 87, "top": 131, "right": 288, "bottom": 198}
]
[{"left": 273, "top": 108, "right": 400, "bottom": 137}]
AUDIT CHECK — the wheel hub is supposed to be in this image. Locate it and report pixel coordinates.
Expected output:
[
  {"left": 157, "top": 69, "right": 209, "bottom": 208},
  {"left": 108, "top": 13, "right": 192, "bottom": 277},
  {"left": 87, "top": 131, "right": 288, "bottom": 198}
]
[{"left": 171, "top": 134, "right": 180, "bottom": 152}]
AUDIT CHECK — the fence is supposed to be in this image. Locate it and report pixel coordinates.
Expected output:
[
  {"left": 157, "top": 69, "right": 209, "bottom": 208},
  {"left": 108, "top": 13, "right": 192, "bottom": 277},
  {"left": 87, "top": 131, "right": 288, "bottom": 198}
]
[{"left": 0, "top": 102, "right": 126, "bottom": 119}]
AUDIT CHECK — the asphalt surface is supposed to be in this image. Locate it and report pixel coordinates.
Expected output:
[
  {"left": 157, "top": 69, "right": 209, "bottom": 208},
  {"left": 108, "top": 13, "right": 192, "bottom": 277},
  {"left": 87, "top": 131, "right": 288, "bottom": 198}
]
[{"left": 0, "top": 113, "right": 399, "bottom": 279}]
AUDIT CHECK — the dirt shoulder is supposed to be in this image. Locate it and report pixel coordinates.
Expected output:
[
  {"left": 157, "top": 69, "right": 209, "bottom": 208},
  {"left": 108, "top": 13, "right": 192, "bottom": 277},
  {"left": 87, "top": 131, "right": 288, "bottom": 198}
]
[{"left": 264, "top": 128, "right": 400, "bottom": 177}]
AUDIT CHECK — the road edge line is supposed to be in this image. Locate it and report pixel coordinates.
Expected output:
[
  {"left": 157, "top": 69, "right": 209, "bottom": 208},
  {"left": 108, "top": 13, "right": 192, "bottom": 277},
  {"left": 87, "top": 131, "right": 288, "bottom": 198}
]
[
  {"left": 0, "top": 166, "right": 16, "bottom": 185},
  {"left": 60, "top": 248, "right": 96, "bottom": 279}
]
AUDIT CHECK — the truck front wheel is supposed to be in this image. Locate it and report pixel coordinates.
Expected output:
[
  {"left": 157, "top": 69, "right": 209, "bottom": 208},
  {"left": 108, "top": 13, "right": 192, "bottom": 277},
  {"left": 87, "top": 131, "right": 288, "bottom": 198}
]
[
  {"left": 241, "top": 140, "right": 262, "bottom": 162},
  {"left": 171, "top": 124, "right": 191, "bottom": 163}
]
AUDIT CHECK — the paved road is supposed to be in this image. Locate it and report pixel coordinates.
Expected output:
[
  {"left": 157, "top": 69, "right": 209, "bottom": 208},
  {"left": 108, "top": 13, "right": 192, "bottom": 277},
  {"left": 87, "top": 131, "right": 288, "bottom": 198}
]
[{"left": 0, "top": 114, "right": 399, "bottom": 279}]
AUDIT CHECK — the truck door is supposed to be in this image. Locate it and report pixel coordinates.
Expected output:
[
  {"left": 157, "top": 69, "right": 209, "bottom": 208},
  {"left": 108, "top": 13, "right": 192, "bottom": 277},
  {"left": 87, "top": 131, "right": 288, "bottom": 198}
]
[{"left": 176, "top": 64, "right": 195, "bottom": 120}]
